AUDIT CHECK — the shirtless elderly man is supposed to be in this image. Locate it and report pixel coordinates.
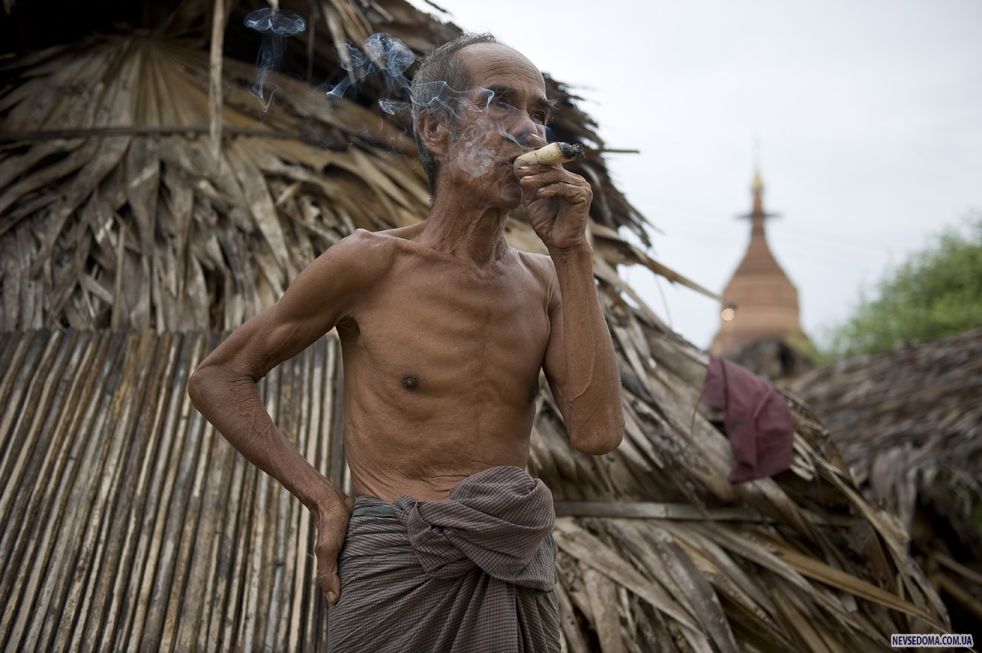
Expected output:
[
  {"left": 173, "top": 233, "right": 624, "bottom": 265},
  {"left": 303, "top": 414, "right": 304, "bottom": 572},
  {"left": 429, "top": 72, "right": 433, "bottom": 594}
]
[{"left": 188, "top": 33, "right": 624, "bottom": 652}]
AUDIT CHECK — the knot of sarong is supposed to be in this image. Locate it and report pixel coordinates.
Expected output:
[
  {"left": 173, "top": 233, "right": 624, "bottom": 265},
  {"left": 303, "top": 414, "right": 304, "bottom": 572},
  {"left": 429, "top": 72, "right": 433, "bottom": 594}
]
[{"left": 392, "top": 466, "right": 556, "bottom": 591}]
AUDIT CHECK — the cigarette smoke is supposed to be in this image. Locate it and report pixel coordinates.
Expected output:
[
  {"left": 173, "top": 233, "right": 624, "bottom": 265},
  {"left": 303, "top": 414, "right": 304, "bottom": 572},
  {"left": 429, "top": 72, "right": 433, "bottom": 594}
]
[
  {"left": 326, "top": 33, "right": 415, "bottom": 108},
  {"left": 325, "top": 34, "right": 499, "bottom": 124},
  {"left": 239, "top": 22, "right": 562, "bottom": 181},
  {"left": 244, "top": 7, "right": 307, "bottom": 110}
]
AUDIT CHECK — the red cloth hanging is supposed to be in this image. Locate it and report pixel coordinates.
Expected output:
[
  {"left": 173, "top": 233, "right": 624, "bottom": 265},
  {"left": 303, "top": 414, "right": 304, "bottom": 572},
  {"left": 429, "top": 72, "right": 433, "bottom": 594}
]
[{"left": 700, "top": 355, "right": 794, "bottom": 483}]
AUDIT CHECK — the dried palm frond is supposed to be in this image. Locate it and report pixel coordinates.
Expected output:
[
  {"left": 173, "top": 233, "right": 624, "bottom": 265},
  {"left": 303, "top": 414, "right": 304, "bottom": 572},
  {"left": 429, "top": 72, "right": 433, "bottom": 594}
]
[
  {"left": 788, "top": 327, "right": 982, "bottom": 627},
  {"left": 0, "top": 26, "right": 664, "bottom": 332}
]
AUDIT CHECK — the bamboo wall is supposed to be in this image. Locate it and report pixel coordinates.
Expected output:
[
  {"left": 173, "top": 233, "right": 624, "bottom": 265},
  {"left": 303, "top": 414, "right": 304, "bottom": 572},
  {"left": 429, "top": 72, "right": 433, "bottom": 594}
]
[{"left": 0, "top": 329, "right": 345, "bottom": 652}]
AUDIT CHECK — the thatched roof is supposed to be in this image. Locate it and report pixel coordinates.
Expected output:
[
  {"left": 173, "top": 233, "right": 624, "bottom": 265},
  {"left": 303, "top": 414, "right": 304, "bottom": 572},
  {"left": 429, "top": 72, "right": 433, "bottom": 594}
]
[
  {"left": 0, "top": 0, "right": 657, "bottom": 333},
  {"left": 0, "top": 0, "right": 950, "bottom": 650},
  {"left": 788, "top": 327, "right": 982, "bottom": 627}
]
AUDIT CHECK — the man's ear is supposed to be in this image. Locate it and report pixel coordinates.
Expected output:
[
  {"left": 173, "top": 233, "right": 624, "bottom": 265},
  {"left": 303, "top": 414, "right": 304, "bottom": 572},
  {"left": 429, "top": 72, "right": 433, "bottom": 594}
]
[{"left": 418, "top": 111, "right": 449, "bottom": 158}]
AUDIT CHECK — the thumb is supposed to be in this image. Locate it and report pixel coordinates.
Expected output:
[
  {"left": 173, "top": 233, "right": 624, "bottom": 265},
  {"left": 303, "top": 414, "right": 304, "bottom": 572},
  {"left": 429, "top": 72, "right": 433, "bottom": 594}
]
[{"left": 318, "top": 562, "right": 341, "bottom": 604}]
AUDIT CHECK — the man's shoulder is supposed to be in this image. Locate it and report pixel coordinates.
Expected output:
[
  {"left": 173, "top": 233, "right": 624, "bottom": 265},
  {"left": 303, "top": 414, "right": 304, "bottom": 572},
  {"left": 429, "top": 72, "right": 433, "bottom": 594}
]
[
  {"left": 514, "top": 250, "right": 558, "bottom": 307},
  {"left": 331, "top": 227, "right": 414, "bottom": 261},
  {"left": 324, "top": 225, "right": 436, "bottom": 280},
  {"left": 515, "top": 249, "right": 557, "bottom": 283},
  {"left": 310, "top": 228, "right": 399, "bottom": 288},
  {"left": 337, "top": 227, "right": 394, "bottom": 250},
  {"left": 341, "top": 225, "right": 423, "bottom": 254}
]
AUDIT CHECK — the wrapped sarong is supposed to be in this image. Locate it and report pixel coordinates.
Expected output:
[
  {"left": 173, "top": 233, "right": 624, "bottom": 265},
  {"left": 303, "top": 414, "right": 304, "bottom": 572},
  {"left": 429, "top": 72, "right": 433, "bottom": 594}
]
[{"left": 327, "top": 465, "right": 561, "bottom": 652}]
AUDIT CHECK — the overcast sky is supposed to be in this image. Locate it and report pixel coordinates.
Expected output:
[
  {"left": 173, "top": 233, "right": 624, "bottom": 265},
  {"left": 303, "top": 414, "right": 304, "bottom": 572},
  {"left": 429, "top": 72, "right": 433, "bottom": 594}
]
[{"left": 405, "top": 0, "right": 982, "bottom": 349}]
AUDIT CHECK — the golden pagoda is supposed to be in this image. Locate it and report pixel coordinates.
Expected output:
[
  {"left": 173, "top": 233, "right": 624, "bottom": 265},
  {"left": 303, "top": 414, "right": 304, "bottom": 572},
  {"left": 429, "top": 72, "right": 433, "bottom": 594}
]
[{"left": 711, "top": 168, "right": 809, "bottom": 360}]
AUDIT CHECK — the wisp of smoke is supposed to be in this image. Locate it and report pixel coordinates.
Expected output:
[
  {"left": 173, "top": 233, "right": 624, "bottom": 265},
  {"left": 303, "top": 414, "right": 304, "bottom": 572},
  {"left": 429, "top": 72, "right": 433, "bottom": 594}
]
[
  {"left": 320, "top": 32, "right": 564, "bottom": 182},
  {"left": 322, "top": 33, "right": 499, "bottom": 128},
  {"left": 397, "top": 82, "right": 494, "bottom": 124},
  {"left": 244, "top": 7, "right": 307, "bottom": 111},
  {"left": 326, "top": 33, "right": 417, "bottom": 111}
]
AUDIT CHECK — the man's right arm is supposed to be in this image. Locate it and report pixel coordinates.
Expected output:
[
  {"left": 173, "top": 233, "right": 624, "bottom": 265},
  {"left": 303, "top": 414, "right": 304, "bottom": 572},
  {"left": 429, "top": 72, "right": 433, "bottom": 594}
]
[{"left": 186, "top": 229, "right": 382, "bottom": 602}]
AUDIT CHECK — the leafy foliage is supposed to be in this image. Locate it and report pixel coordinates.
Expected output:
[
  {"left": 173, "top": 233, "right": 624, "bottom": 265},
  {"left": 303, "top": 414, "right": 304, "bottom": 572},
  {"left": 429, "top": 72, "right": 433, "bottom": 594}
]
[{"left": 822, "top": 214, "right": 982, "bottom": 358}]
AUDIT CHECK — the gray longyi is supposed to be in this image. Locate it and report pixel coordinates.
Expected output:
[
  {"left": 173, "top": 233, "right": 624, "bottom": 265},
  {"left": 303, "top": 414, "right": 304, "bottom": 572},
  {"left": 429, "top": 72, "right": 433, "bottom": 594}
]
[{"left": 327, "top": 466, "right": 561, "bottom": 652}]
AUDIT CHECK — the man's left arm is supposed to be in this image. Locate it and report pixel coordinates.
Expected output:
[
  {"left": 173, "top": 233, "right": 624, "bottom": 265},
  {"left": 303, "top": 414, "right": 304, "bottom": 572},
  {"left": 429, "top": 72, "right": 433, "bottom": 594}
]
[
  {"left": 517, "top": 163, "right": 624, "bottom": 454},
  {"left": 543, "top": 243, "right": 624, "bottom": 453}
]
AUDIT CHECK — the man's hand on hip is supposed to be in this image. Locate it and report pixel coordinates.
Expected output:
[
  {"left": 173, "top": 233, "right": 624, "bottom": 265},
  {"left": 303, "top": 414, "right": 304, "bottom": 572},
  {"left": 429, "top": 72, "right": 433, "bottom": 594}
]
[{"left": 314, "top": 493, "right": 355, "bottom": 605}]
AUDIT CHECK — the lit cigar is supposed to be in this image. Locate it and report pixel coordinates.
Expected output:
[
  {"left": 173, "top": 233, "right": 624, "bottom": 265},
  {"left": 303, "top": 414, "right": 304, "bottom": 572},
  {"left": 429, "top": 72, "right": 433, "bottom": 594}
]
[{"left": 514, "top": 142, "right": 584, "bottom": 166}]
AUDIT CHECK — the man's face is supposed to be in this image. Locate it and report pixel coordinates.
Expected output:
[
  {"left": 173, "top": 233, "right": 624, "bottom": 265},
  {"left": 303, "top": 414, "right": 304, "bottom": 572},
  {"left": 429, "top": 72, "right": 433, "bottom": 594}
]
[{"left": 441, "top": 43, "right": 553, "bottom": 207}]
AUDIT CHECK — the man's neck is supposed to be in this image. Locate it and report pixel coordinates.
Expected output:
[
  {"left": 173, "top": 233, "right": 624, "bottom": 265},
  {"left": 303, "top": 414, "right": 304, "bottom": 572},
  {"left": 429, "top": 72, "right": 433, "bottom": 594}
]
[{"left": 417, "top": 183, "right": 511, "bottom": 268}]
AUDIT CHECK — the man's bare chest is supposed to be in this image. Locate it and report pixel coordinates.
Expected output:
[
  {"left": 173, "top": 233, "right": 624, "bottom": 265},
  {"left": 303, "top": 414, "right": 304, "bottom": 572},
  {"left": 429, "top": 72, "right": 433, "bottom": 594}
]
[{"left": 341, "top": 258, "right": 551, "bottom": 396}]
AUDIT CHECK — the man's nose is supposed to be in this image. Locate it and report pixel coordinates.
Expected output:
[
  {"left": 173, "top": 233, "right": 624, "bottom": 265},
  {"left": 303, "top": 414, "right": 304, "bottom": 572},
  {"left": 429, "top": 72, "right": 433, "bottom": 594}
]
[
  {"left": 524, "top": 128, "right": 547, "bottom": 149},
  {"left": 515, "top": 116, "right": 547, "bottom": 149}
]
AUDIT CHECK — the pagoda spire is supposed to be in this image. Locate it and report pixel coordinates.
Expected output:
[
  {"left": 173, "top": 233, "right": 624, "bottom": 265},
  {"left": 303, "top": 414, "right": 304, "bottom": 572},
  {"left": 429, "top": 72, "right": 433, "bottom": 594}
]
[{"left": 710, "top": 164, "right": 809, "bottom": 361}]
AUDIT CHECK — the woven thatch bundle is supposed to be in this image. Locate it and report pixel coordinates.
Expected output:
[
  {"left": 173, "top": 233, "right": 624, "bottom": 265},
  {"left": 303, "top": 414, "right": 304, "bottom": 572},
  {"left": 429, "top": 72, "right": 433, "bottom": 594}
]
[
  {"left": 788, "top": 327, "right": 982, "bottom": 628},
  {"left": 0, "top": 1, "right": 951, "bottom": 650}
]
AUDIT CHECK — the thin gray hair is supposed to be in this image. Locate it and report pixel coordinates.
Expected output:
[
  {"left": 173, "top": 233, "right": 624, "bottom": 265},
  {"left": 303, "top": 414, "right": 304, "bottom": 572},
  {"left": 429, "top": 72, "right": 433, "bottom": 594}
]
[{"left": 410, "top": 33, "right": 498, "bottom": 194}]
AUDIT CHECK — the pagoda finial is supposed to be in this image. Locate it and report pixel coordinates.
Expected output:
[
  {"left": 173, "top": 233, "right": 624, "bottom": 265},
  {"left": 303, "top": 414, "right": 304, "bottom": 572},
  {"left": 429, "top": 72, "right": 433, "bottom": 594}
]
[
  {"left": 751, "top": 165, "right": 765, "bottom": 216},
  {"left": 750, "top": 139, "right": 765, "bottom": 215}
]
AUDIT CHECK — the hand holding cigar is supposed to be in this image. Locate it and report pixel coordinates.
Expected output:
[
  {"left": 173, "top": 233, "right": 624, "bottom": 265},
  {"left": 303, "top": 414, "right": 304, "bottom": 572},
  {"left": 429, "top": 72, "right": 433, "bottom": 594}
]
[
  {"left": 514, "top": 142, "right": 584, "bottom": 167},
  {"left": 513, "top": 141, "right": 592, "bottom": 250}
]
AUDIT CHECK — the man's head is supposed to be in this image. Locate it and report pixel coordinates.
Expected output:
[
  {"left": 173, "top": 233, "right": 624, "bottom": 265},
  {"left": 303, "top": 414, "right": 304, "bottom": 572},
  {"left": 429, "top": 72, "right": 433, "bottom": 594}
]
[{"left": 410, "top": 35, "right": 552, "bottom": 201}]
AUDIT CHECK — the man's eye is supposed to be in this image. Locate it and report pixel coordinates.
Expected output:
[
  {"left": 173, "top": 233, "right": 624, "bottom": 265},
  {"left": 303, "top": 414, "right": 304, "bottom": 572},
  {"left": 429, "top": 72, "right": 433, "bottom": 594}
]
[
  {"left": 531, "top": 111, "right": 547, "bottom": 123},
  {"left": 493, "top": 97, "right": 511, "bottom": 109}
]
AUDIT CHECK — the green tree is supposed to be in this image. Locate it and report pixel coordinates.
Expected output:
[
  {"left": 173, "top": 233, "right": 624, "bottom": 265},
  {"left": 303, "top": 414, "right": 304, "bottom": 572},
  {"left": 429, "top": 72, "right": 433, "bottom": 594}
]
[{"left": 822, "top": 214, "right": 982, "bottom": 359}]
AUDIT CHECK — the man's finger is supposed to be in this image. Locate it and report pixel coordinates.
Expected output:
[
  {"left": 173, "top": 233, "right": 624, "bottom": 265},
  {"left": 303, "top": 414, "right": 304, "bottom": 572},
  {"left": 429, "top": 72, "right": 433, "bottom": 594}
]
[
  {"left": 513, "top": 162, "right": 550, "bottom": 175},
  {"left": 516, "top": 168, "right": 580, "bottom": 184},
  {"left": 531, "top": 182, "right": 590, "bottom": 202}
]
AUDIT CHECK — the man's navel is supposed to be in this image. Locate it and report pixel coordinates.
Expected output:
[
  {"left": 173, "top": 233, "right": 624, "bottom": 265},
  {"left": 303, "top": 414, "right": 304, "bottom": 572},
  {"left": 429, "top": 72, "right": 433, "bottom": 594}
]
[{"left": 401, "top": 373, "right": 420, "bottom": 390}]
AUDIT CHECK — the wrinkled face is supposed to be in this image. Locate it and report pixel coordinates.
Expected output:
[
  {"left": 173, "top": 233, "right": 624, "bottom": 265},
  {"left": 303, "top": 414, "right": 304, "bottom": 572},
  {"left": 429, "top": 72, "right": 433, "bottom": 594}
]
[{"left": 443, "top": 43, "right": 554, "bottom": 207}]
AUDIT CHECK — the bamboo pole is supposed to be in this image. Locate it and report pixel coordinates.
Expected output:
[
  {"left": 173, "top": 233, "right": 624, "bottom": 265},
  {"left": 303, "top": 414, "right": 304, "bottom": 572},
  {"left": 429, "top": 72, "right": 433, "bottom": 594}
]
[
  {"left": 0, "top": 332, "right": 63, "bottom": 544},
  {"left": 291, "top": 339, "right": 324, "bottom": 652},
  {"left": 318, "top": 337, "right": 341, "bottom": 649},
  {"left": 279, "top": 344, "right": 312, "bottom": 649},
  {"left": 26, "top": 333, "right": 102, "bottom": 648},
  {"left": 208, "top": 0, "right": 226, "bottom": 165},
  {"left": 2, "top": 332, "right": 92, "bottom": 623},
  {"left": 219, "top": 459, "right": 256, "bottom": 650},
  {"left": 2, "top": 332, "right": 86, "bottom": 649},
  {"left": 159, "top": 333, "right": 212, "bottom": 650},
  {"left": 105, "top": 329, "right": 178, "bottom": 649},
  {"left": 238, "top": 363, "right": 277, "bottom": 648},
  {"left": 17, "top": 332, "right": 111, "bottom": 649},
  {"left": 38, "top": 332, "right": 130, "bottom": 650},
  {"left": 169, "top": 333, "right": 223, "bottom": 649},
  {"left": 3, "top": 333, "right": 77, "bottom": 648},
  {"left": 0, "top": 332, "right": 59, "bottom": 575},
  {"left": 193, "top": 419, "right": 235, "bottom": 652},
  {"left": 71, "top": 331, "right": 172, "bottom": 650},
  {"left": 0, "top": 332, "right": 34, "bottom": 454},
  {"left": 264, "top": 350, "right": 301, "bottom": 649},
  {"left": 123, "top": 330, "right": 188, "bottom": 648},
  {"left": 67, "top": 331, "right": 150, "bottom": 647},
  {"left": 554, "top": 501, "right": 771, "bottom": 522},
  {"left": 207, "top": 427, "right": 249, "bottom": 651}
]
